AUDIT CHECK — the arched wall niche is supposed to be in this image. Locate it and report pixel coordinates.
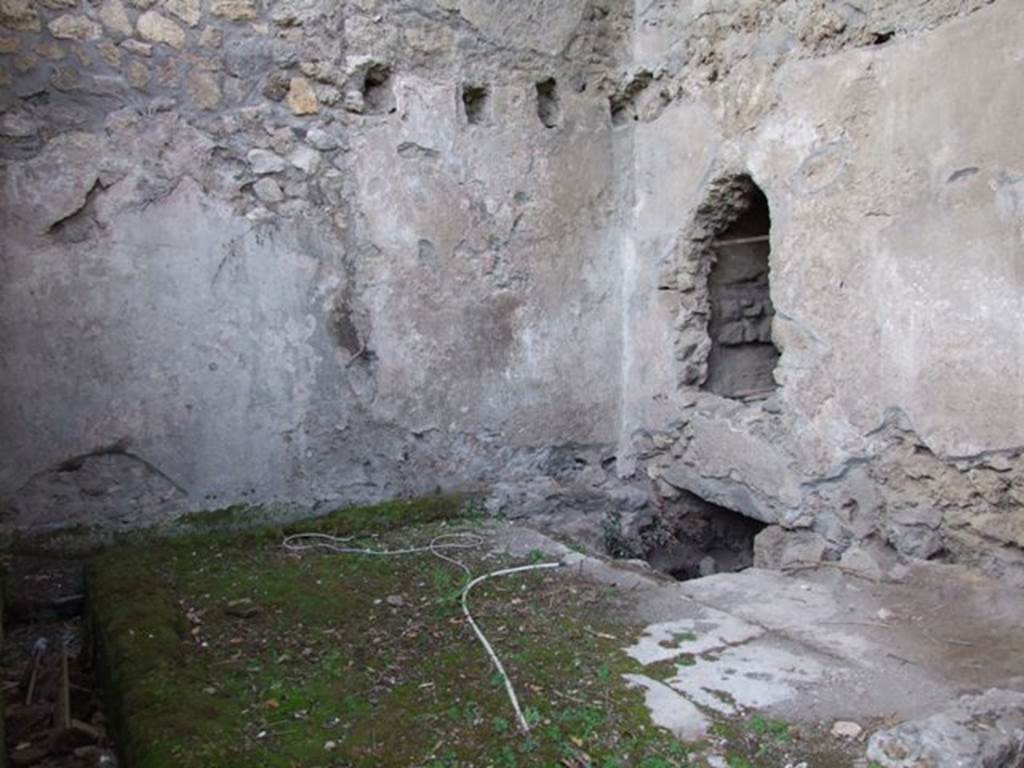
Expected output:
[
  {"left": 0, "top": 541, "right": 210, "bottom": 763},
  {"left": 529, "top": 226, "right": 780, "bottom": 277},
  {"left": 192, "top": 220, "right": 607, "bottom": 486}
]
[{"left": 673, "top": 173, "right": 780, "bottom": 401}]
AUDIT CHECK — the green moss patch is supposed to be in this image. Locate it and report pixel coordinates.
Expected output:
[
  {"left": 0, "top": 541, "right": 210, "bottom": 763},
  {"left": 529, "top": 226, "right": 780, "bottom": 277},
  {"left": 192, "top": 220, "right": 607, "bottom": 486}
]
[
  {"left": 87, "top": 500, "right": 690, "bottom": 768},
  {"left": 86, "top": 497, "right": 864, "bottom": 768},
  {"left": 177, "top": 495, "right": 473, "bottom": 538},
  {"left": 4, "top": 495, "right": 478, "bottom": 559}
]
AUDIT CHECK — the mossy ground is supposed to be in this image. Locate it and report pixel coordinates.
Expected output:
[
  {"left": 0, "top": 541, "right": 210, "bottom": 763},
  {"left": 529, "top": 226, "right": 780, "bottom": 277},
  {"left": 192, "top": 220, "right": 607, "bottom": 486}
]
[{"left": 86, "top": 498, "right": 860, "bottom": 768}]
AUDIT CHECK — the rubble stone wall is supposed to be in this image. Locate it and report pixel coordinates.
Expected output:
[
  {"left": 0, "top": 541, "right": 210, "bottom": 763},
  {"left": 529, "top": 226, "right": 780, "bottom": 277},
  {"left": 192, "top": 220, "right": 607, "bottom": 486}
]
[
  {"left": 1, "top": 0, "right": 1021, "bottom": 583},
  {"left": 0, "top": 0, "right": 633, "bottom": 531}
]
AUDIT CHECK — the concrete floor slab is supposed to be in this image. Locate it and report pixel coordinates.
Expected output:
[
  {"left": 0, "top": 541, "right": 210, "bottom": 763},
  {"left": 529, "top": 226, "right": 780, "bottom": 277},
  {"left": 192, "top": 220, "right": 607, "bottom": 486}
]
[{"left": 493, "top": 522, "right": 1024, "bottom": 756}]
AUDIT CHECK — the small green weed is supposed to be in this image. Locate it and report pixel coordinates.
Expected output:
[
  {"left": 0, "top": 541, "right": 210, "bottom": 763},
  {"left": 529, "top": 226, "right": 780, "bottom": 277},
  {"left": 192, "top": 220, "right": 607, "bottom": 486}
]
[
  {"left": 602, "top": 510, "right": 639, "bottom": 559},
  {"left": 497, "top": 745, "right": 518, "bottom": 768},
  {"left": 749, "top": 714, "right": 790, "bottom": 742}
]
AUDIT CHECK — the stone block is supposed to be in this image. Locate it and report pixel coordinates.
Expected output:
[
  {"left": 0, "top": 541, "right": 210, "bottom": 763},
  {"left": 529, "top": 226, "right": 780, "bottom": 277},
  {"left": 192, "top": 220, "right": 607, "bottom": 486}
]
[
  {"left": 137, "top": 10, "right": 186, "bottom": 48},
  {"left": 0, "top": 0, "right": 40, "bottom": 31},
  {"left": 211, "top": 0, "right": 258, "bottom": 21},
  {"left": 753, "top": 526, "right": 827, "bottom": 570},
  {"left": 867, "top": 689, "right": 1024, "bottom": 768},
  {"left": 287, "top": 75, "right": 319, "bottom": 115},
  {"left": 164, "top": 0, "right": 201, "bottom": 26},
  {"left": 247, "top": 148, "right": 286, "bottom": 174},
  {"left": 48, "top": 14, "right": 102, "bottom": 40},
  {"left": 99, "top": 0, "right": 134, "bottom": 36}
]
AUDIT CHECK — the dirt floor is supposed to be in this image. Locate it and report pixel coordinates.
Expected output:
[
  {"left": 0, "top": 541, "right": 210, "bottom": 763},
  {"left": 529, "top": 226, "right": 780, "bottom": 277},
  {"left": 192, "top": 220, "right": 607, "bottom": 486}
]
[
  {"left": 7, "top": 497, "right": 1021, "bottom": 767},
  {"left": 78, "top": 498, "right": 865, "bottom": 768}
]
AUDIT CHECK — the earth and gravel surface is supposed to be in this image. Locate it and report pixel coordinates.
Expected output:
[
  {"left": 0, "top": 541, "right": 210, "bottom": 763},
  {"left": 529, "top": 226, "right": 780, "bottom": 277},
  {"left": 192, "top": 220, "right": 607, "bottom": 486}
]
[{"left": 3, "top": 497, "right": 1023, "bottom": 767}]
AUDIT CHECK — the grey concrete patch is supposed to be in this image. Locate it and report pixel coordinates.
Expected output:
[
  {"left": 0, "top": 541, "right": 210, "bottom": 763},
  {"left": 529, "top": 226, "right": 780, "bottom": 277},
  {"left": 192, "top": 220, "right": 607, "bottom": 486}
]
[
  {"left": 659, "top": 640, "right": 828, "bottom": 717},
  {"left": 494, "top": 524, "right": 1024, "bottom": 763},
  {"left": 624, "top": 614, "right": 763, "bottom": 665},
  {"left": 622, "top": 673, "right": 709, "bottom": 741}
]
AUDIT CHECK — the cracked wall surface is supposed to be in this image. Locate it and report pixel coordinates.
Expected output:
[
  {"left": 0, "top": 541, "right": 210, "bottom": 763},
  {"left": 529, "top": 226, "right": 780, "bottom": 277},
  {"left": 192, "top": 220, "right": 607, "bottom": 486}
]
[
  {"left": 0, "top": 0, "right": 634, "bottom": 533},
  {"left": 0, "top": 0, "right": 1022, "bottom": 583}
]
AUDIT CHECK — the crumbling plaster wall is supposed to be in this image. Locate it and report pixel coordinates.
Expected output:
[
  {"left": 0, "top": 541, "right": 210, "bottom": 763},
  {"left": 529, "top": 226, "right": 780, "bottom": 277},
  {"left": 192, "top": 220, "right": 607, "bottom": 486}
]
[
  {"left": 622, "top": 0, "right": 1024, "bottom": 580},
  {"left": 0, "top": 0, "right": 634, "bottom": 532},
  {"left": 1, "top": 0, "right": 1021, "bottom": 582}
]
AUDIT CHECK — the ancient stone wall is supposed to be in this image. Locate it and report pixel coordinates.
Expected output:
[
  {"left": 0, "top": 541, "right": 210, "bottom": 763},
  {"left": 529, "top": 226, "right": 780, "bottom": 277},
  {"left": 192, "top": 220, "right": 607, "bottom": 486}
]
[
  {"left": 622, "top": 0, "right": 1024, "bottom": 583},
  {"left": 0, "top": 0, "right": 634, "bottom": 533},
  {"left": 1, "top": 0, "right": 1021, "bottom": 584}
]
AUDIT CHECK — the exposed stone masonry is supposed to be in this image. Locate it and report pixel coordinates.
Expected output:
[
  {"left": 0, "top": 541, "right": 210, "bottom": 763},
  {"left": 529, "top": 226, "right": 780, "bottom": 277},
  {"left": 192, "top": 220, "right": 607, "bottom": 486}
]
[
  {"left": 702, "top": 180, "right": 778, "bottom": 400},
  {"left": 1, "top": 0, "right": 1022, "bottom": 590},
  {"left": 0, "top": 0, "right": 637, "bottom": 537}
]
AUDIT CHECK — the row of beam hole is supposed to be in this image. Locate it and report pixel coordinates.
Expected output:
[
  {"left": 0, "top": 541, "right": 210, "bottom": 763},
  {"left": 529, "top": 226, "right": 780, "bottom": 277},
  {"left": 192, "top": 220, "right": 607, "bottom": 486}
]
[{"left": 462, "top": 79, "right": 561, "bottom": 128}]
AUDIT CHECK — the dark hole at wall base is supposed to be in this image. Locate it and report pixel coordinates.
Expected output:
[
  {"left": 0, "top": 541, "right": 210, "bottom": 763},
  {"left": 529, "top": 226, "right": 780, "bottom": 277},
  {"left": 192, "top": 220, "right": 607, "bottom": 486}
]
[
  {"left": 703, "top": 178, "right": 780, "bottom": 401},
  {"left": 644, "top": 490, "right": 766, "bottom": 581}
]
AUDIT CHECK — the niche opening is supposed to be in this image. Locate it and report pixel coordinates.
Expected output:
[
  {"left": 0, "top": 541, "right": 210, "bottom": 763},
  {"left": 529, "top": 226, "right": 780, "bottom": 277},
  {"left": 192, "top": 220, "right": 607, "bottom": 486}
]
[
  {"left": 462, "top": 84, "right": 490, "bottom": 125},
  {"left": 536, "top": 77, "right": 560, "bottom": 128},
  {"left": 701, "top": 178, "right": 780, "bottom": 400},
  {"left": 363, "top": 64, "right": 395, "bottom": 114},
  {"left": 644, "top": 490, "right": 766, "bottom": 581}
]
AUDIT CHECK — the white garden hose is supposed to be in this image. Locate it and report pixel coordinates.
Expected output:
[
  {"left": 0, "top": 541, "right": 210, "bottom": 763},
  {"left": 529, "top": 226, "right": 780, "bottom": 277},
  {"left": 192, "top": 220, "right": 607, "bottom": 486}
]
[
  {"left": 459, "top": 562, "right": 561, "bottom": 733},
  {"left": 282, "top": 530, "right": 562, "bottom": 734}
]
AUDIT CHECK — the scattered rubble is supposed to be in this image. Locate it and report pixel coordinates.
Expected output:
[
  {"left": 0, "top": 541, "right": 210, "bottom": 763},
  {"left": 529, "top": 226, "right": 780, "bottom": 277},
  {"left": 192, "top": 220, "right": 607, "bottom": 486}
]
[
  {"left": 867, "top": 689, "right": 1024, "bottom": 768},
  {"left": 1, "top": 556, "right": 117, "bottom": 767}
]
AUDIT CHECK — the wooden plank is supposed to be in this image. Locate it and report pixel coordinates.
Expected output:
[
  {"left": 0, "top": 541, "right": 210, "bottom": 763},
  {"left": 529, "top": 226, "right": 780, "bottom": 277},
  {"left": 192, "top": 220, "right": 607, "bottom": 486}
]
[{"left": 711, "top": 234, "right": 770, "bottom": 247}]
